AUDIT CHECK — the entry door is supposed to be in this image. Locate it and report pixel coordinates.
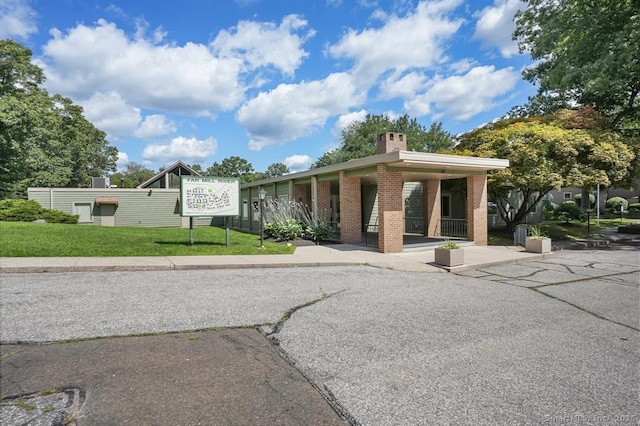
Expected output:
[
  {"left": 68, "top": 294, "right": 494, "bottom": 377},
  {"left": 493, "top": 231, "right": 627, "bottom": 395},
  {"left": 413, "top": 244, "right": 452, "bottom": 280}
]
[{"left": 100, "top": 204, "right": 116, "bottom": 226}]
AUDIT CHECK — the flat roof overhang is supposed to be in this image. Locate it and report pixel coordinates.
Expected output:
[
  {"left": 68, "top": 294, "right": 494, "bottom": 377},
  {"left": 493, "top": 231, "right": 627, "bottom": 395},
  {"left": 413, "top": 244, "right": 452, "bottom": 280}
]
[
  {"left": 95, "top": 196, "right": 119, "bottom": 205},
  {"left": 243, "top": 151, "right": 509, "bottom": 188}
]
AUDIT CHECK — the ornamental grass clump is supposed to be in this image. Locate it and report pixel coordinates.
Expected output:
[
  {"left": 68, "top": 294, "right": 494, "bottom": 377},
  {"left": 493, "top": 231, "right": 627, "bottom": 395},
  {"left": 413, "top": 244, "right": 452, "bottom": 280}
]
[
  {"left": 527, "top": 225, "right": 548, "bottom": 240},
  {"left": 440, "top": 238, "right": 460, "bottom": 250},
  {"left": 262, "top": 199, "right": 333, "bottom": 243}
]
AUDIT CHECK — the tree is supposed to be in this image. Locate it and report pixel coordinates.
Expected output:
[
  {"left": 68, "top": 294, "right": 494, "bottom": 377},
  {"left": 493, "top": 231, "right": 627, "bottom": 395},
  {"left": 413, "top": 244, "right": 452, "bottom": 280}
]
[
  {"left": 313, "top": 114, "right": 454, "bottom": 168},
  {"left": 264, "top": 162, "right": 290, "bottom": 178},
  {"left": 109, "top": 162, "right": 156, "bottom": 188},
  {"left": 0, "top": 40, "right": 118, "bottom": 198},
  {"left": 513, "top": 0, "right": 640, "bottom": 128},
  {"left": 206, "top": 156, "right": 256, "bottom": 183},
  {"left": 455, "top": 108, "right": 635, "bottom": 232},
  {"left": 189, "top": 164, "right": 203, "bottom": 174}
]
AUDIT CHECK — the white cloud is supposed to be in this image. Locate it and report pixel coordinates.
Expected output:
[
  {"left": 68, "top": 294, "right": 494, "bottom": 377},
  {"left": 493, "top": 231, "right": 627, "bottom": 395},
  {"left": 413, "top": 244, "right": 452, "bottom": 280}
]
[
  {"left": 405, "top": 65, "right": 519, "bottom": 120},
  {"left": 0, "top": 0, "right": 37, "bottom": 39},
  {"left": 212, "top": 14, "right": 314, "bottom": 77},
  {"left": 333, "top": 110, "right": 369, "bottom": 137},
  {"left": 329, "top": 0, "right": 463, "bottom": 85},
  {"left": 283, "top": 154, "right": 313, "bottom": 170},
  {"left": 236, "top": 72, "right": 365, "bottom": 151},
  {"left": 134, "top": 114, "right": 177, "bottom": 139},
  {"left": 448, "top": 58, "right": 478, "bottom": 74},
  {"left": 116, "top": 152, "right": 129, "bottom": 172},
  {"left": 379, "top": 72, "right": 428, "bottom": 100},
  {"left": 142, "top": 136, "right": 218, "bottom": 163},
  {"left": 80, "top": 92, "right": 141, "bottom": 141},
  {"left": 473, "top": 0, "right": 522, "bottom": 58},
  {"left": 39, "top": 19, "right": 245, "bottom": 116}
]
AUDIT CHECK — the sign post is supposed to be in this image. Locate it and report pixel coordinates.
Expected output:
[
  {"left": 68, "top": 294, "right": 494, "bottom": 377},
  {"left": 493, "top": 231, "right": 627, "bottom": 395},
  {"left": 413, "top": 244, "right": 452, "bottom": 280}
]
[{"left": 180, "top": 177, "right": 240, "bottom": 246}]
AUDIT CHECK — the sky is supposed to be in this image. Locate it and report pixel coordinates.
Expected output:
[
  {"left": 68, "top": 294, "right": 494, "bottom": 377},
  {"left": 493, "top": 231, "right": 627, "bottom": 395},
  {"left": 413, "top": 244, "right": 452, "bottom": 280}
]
[{"left": 1, "top": 0, "right": 536, "bottom": 174}]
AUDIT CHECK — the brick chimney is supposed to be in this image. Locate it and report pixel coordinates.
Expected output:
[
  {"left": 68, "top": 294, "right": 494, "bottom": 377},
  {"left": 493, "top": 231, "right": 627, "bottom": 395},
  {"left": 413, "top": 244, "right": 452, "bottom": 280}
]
[{"left": 376, "top": 132, "right": 406, "bottom": 154}]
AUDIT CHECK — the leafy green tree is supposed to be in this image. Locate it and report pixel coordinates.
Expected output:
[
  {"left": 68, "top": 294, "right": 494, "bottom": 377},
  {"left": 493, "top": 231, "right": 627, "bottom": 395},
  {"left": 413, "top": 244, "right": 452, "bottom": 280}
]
[
  {"left": 0, "top": 40, "right": 118, "bottom": 197},
  {"left": 189, "top": 163, "right": 203, "bottom": 174},
  {"left": 206, "top": 156, "right": 256, "bottom": 183},
  {"left": 513, "top": 0, "right": 640, "bottom": 128},
  {"left": 110, "top": 162, "right": 156, "bottom": 188},
  {"left": 313, "top": 114, "right": 453, "bottom": 168},
  {"left": 264, "top": 162, "right": 290, "bottom": 178},
  {"left": 456, "top": 108, "right": 635, "bottom": 231}
]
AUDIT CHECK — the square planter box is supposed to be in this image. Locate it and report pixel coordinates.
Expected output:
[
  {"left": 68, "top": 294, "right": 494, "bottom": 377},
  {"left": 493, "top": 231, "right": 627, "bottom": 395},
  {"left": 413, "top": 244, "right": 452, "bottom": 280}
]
[
  {"left": 434, "top": 247, "right": 464, "bottom": 267},
  {"left": 525, "top": 238, "right": 552, "bottom": 253}
]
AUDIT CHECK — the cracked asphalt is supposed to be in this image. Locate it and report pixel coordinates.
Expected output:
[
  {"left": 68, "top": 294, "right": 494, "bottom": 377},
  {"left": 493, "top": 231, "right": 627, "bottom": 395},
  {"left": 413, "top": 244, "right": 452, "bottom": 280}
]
[{"left": 1, "top": 248, "right": 639, "bottom": 425}]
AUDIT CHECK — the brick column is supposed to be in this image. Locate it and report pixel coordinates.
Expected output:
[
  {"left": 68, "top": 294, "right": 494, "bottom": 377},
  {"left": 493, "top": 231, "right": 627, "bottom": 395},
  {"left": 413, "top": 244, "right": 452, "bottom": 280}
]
[
  {"left": 317, "top": 181, "right": 331, "bottom": 221},
  {"left": 339, "top": 171, "right": 362, "bottom": 244},
  {"left": 424, "top": 179, "right": 441, "bottom": 237},
  {"left": 467, "top": 174, "right": 488, "bottom": 245},
  {"left": 377, "top": 164, "right": 403, "bottom": 253},
  {"left": 311, "top": 177, "right": 332, "bottom": 221},
  {"left": 291, "top": 183, "right": 308, "bottom": 204}
]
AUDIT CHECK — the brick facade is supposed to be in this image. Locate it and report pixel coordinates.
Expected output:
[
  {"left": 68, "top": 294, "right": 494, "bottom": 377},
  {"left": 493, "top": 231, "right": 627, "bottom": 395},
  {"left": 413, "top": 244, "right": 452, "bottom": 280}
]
[
  {"left": 377, "top": 164, "right": 404, "bottom": 253},
  {"left": 339, "top": 171, "right": 362, "bottom": 244},
  {"left": 291, "top": 183, "right": 308, "bottom": 204},
  {"left": 467, "top": 174, "right": 488, "bottom": 246},
  {"left": 377, "top": 132, "right": 407, "bottom": 154},
  {"left": 423, "top": 179, "right": 441, "bottom": 237},
  {"left": 316, "top": 180, "right": 331, "bottom": 221}
]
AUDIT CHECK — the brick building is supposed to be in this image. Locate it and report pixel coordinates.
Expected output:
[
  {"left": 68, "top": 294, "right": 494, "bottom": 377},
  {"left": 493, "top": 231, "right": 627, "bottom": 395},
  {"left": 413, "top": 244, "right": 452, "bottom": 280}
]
[
  {"left": 28, "top": 135, "right": 509, "bottom": 252},
  {"left": 236, "top": 133, "right": 509, "bottom": 253}
]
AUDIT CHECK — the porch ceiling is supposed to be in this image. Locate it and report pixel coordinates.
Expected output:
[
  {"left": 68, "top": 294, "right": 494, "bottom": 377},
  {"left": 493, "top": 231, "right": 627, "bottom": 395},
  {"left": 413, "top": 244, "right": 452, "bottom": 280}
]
[{"left": 244, "top": 150, "right": 509, "bottom": 188}]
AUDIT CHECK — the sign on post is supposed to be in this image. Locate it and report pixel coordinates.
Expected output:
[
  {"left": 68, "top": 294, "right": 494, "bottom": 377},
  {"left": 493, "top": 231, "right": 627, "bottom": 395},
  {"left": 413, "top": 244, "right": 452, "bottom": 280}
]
[{"left": 180, "top": 177, "right": 240, "bottom": 245}]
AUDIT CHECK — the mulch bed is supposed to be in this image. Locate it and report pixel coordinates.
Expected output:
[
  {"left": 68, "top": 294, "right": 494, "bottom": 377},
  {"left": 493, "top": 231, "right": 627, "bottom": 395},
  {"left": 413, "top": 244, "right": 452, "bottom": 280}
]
[{"left": 266, "top": 237, "right": 318, "bottom": 247}]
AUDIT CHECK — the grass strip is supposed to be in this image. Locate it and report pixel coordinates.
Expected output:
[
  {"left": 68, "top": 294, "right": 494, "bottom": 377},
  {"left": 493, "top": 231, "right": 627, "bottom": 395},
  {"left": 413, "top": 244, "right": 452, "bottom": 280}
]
[{"left": 0, "top": 222, "right": 295, "bottom": 257}]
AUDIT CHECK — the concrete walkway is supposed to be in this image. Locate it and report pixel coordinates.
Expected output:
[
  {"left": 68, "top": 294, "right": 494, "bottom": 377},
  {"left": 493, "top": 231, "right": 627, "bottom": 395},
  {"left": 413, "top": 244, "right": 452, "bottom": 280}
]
[{"left": 0, "top": 243, "right": 552, "bottom": 274}]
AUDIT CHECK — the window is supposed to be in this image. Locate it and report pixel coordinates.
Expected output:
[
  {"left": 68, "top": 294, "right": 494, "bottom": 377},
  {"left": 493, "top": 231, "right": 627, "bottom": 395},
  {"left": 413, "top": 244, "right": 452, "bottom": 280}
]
[
  {"left": 242, "top": 199, "right": 248, "bottom": 219},
  {"left": 73, "top": 203, "right": 92, "bottom": 223},
  {"left": 441, "top": 194, "right": 451, "bottom": 217},
  {"left": 563, "top": 192, "right": 572, "bottom": 200},
  {"left": 252, "top": 198, "right": 259, "bottom": 221}
]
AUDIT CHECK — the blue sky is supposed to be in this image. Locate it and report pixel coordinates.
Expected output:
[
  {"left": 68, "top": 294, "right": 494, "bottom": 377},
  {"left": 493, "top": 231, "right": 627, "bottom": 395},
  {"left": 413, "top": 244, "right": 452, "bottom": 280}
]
[{"left": 2, "top": 0, "right": 534, "bottom": 174}]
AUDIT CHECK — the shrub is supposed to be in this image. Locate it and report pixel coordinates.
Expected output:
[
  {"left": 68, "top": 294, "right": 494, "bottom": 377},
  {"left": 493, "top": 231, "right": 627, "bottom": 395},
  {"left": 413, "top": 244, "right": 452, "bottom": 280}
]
[
  {"left": 627, "top": 203, "right": 640, "bottom": 212},
  {"left": 541, "top": 200, "right": 557, "bottom": 220},
  {"left": 0, "top": 199, "right": 78, "bottom": 224},
  {"left": 305, "top": 222, "right": 334, "bottom": 244},
  {"left": 41, "top": 209, "right": 79, "bottom": 224},
  {"left": 553, "top": 200, "right": 585, "bottom": 223},
  {"left": 574, "top": 193, "right": 595, "bottom": 209},
  {"left": 264, "top": 218, "right": 303, "bottom": 241},
  {"left": 605, "top": 197, "right": 628, "bottom": 213}
]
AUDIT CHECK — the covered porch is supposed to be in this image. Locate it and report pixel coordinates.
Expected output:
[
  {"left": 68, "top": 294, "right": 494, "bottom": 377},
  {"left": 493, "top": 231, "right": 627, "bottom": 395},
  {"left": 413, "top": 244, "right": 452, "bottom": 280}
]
[{"left": 240, "top": 133, "right": 508, "bottom": 253}]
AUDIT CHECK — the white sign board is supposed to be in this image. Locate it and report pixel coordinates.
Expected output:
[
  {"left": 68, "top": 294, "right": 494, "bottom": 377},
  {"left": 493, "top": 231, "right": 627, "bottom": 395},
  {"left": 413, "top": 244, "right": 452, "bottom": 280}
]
[{"left": 180, "top": 176, "right": 240, "bottom": 217}]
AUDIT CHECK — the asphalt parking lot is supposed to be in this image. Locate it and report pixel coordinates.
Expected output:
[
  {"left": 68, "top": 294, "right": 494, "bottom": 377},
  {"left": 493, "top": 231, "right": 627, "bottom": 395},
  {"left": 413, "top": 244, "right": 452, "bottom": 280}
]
[{"left": 1, "top": 249, "right": 638, "bottom": 425}]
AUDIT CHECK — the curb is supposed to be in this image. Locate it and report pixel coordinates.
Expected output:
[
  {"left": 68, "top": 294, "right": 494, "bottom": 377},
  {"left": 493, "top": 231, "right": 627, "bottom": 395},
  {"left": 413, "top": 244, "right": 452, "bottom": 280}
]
[{"left": 0, "top": 261, "right": 364, "bottom": 274}]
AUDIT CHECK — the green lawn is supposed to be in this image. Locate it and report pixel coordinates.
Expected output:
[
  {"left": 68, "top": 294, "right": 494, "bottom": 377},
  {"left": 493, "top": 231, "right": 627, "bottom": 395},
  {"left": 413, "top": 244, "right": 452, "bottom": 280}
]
[
  {"left": 488, "top": 218, "right": 637, "bottom": 246},
  {"left": 0, "top": 222, "right": 296, "bottom": 257}
]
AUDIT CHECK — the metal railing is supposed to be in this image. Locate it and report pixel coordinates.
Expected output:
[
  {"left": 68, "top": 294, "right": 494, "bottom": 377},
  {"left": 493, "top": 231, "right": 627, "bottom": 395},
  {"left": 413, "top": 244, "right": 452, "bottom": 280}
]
[
  {"left": 405, "top": 217, "right": 424, "bottom": 234},
  {"left": 364, "top": 219, "right": 379, "bottom": 247},
  {"left": 439, "top": 219, "right": 467, "bottom": 238}
]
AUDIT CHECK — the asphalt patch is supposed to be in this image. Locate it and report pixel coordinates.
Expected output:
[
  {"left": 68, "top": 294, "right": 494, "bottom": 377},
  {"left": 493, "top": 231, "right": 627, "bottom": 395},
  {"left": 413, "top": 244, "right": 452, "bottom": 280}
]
[{"left": 1, "top": 329, "right": 347, "bottom": 425}]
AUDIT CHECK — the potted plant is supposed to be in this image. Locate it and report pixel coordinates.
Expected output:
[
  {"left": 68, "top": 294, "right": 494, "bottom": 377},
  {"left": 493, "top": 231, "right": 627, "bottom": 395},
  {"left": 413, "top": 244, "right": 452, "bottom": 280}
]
[
  {"left": 434, "top": 239, "right": 464, "bottom": 267},
  {"left": 525, "top": 225, "right": 552, "bottom": 253}
]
